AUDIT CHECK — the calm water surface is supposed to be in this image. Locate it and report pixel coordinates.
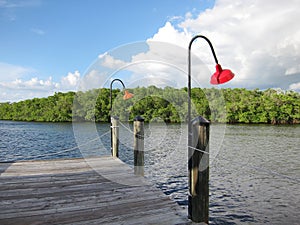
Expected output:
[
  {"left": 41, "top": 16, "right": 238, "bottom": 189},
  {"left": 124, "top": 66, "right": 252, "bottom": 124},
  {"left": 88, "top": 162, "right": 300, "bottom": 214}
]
[{"left": 0, "top": 120, "right": 299, "bottom": 224}]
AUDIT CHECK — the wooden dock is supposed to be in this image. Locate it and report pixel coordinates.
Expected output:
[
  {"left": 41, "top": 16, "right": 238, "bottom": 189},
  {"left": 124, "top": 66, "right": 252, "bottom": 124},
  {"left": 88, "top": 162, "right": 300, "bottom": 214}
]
[{"left": 0, "top": 157, "right": 192, "bottom": 225}]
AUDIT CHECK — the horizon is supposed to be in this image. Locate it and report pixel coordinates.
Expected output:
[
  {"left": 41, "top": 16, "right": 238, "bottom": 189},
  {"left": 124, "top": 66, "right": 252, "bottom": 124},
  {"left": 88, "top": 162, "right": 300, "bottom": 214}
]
[{"left": 1, "top": 86, "right": 298, "bottom": 104}]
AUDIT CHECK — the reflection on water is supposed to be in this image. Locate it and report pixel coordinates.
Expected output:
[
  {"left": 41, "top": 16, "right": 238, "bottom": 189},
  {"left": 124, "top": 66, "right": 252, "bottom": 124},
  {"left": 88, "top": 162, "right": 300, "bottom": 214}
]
[{"left": 0, "top": 120, "right": 299, "bottom": 224}]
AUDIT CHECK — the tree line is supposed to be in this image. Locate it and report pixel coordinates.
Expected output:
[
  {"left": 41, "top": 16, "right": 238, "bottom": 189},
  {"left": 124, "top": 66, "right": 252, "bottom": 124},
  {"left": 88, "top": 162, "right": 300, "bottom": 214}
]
[{"left": 0, "top": 87, "right": 299, "bottom": 124}]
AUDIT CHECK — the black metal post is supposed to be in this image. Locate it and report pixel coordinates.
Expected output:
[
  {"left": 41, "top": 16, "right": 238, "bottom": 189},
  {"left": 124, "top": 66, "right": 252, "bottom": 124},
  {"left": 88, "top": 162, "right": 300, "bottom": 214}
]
[
  {"left": 187, "top": 35, "right": 219, "bottom": 223},
  {"left": 110, "top": 79, "right": 126, "bottom": 156}
]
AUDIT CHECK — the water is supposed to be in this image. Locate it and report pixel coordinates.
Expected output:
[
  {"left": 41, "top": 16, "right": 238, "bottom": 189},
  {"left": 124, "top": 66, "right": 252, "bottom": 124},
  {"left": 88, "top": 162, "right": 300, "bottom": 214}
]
[{"left": 0, "top": 120, "right": 299, "bottom": 224}]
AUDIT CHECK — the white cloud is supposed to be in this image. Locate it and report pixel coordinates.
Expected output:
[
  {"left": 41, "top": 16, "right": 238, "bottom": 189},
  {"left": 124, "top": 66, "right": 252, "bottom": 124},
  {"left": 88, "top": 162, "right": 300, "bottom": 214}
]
[
  {"left": 0, "top": 0, "right": 41, "bottom": 21},
  {"left": 176, "top": 0, "right": 300, "bottom": 89},
  {"left": 101, "top": 54, "right": 126, "bottom": 69},
  {"left": 95, "top": 41, "right": 190, "bottom": 88},
  {"left": 285, "top": 65, "right": 300, "bottom": 76},
  {"left": 3, "top": 0, "right": 300, "bottom": 102},
  {"left": 60, "top": 70, "right": 80, "bottom": 89},
  {"left": 149, "top": 22, "right": 191, "bottom": 48},
  {"left": 0, "top": 68, "right": 81, "bottom": 102},
  {"left": 98, "top": 52, "right": 108, "bottom": 59},
  {"left": 93, "top": 25, "right": 227, "bottom": 89},
  {"left": 0, "top": 77, "right": 58, "bottom": 102},
  {"left": 94, "top": 0, "right": 300, "bottom": 90},
  {"left": 0, "top": 0, "right": 41, "bottom": 8},
  {"left": 31, "top": 28, "right": 45, "bottom": 35},
  {"left": 77, "top": 69, "right": 110, "bottom": 91},
  {"left": 289, "top": 82, "right": 300, "bottom": 91},
  {"left": 0, "top": 62, "right": 35, "bottom": 81},
  {"left": 0, "top": 76, "right": 59, "bottom": 91}
]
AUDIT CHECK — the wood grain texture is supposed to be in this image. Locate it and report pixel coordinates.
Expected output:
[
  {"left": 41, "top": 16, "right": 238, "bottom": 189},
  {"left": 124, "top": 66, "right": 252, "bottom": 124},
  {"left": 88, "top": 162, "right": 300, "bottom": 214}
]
[{"left": 0, "top": 157, "right": 191, "bottom": 225}]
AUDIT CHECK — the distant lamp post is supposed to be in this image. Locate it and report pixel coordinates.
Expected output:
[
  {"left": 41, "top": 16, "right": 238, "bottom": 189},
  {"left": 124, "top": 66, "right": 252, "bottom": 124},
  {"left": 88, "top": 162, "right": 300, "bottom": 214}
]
[
  {"left": 110, "top": 79, "right": 134, "bottom": 112},
  {"left": 109, "top": 79, "right": 134, "bottom": 157},
  {"left": 187, "top": 35, "right": 234, "bottom": 223}
]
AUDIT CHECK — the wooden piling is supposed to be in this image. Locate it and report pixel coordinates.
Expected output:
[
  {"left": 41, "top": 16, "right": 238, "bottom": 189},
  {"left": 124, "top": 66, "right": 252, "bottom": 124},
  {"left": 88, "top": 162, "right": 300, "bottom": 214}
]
[
  {"left": 188, "top": 116, "right": 210, "bottom": 223},
  {"left": 134, "top": 115, "right": 144, "bottom": 176},
  {"left": 111, "top": 116, "right": 119, "bottom": 158}
]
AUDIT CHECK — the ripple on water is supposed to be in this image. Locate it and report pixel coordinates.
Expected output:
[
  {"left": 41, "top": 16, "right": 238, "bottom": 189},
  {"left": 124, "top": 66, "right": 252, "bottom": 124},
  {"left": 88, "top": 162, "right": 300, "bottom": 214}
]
[{"left": 1, "top": 121, "right": 299, "bottom": 224}]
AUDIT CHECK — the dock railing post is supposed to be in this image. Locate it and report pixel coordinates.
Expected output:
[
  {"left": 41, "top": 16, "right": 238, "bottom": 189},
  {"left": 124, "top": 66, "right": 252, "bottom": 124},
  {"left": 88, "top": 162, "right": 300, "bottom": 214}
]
[
  {"left": 111, "top": 116, "right": 119, "bottom": 158},
  {"left": 188, "top": 116, "right": 210, "bottom": 223},
  {"left": 134, "top": 115, "right": 144, "bottom": 176}
]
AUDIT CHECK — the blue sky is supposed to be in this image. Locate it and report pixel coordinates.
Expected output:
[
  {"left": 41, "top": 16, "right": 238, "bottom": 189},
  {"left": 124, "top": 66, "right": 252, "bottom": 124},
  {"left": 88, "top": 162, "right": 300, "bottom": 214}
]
[{"left": 1, "top": 0, "right": 300, "bottom": 101}]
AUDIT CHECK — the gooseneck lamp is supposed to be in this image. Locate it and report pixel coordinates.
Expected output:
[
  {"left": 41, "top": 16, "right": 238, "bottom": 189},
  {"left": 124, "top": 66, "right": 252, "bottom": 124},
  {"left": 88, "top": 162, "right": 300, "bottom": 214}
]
[
  {"left": 109, "top": 78, "right": 134, "bottom": 112},
  {"left": 109, "top": 79, "right": 134, "bottom": 155},
  {"left": 187, "top": 35, "right": 234, "bottom": 222},
  {"left": 188, "top": 35, "right": 234, "bottom": 129}
]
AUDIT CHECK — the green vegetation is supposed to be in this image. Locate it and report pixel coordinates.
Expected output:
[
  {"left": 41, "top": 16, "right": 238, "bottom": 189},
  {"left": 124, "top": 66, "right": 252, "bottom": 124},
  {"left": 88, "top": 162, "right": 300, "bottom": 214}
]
[{"left": 0, "top": 87, "right": 299, "bottom": 124}]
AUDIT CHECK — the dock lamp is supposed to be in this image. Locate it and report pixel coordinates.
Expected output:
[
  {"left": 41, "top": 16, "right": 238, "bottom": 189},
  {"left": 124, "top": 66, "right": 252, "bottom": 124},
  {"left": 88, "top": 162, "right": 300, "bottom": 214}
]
[
  {"left": 109, "top": 79, "right": 134, "bottom": 156},
  {"left": 187, "top": 35, "right": 234, "bottom": 223}
]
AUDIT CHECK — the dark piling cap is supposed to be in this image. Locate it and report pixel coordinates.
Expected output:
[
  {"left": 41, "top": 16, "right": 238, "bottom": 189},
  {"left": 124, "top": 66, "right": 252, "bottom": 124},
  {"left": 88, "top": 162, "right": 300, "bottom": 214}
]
[
  {"left": 134, "top": 115, "right": 144, "bottom": 122},
  {"left": 191, "top": 116, "right": 210, "bottom": 125},
  {"left": 111, "top": 116, "right": 119, "bottom": 120}
]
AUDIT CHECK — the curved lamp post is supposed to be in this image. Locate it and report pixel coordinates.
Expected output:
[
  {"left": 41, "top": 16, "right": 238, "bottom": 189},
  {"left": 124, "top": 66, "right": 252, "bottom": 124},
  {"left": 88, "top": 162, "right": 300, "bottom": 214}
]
[
  {"left": 188, "top": 35, "right": 234, "bottom": 223},
  {"left": 188, "top": 35, "right": 234, "bottom": 126},
  {"left": 110, "top": 78, "right": 134, "bottom": 112},
  {"left": 109, "top": 79, "right": 134, "bottom": 157}
]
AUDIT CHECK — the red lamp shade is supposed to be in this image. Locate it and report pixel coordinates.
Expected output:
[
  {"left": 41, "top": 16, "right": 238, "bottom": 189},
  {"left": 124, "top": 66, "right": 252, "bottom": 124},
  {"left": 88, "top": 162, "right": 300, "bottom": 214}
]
[
  {"left": 123, "top": 90, "right": 134, "bottom": 100},
  {"left": 210, "top": 64, "right": 234, "bottom": 85}
]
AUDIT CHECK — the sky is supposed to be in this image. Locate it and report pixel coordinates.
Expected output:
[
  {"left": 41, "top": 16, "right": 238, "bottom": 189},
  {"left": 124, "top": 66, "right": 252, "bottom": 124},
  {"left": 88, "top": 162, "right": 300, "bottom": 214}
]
[{"left": 0, "top": 0, "right": 300, "bottom": 102}]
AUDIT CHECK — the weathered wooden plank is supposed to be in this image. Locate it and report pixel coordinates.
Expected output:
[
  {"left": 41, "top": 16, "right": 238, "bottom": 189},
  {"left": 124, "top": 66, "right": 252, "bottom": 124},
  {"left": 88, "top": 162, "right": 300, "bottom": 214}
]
[
  {"left": 0, "top": 172, "right": 144, "bottom": 192},
  {"left": 1, "top": 206, "right": 189, "bottom": 225},
  {"left": 71, "top": 208, "right": 188, "bottom": 225},
  {"left": 0, "top": 160, "right": 130, "bottom": 177},
  {"left": 0, "top": 188, "right": 158, "bottom": 215},
  {"left": 0, "top": 156, "right": 124, "bottom": 171},
  {"left": 0, "top": 174, "right": 104, "bottom": 191},
  {"left": 1, "top": 192, "right": 188, "bottom": 224},
  {"left": 0, "top": 157, "right": 191, "bottom": 224},
  {"left": 0, "top": 168, "right": 141, "bottom": 185},
  {"left": 1, "top": 192, "right": 175, "bottom": 219}
]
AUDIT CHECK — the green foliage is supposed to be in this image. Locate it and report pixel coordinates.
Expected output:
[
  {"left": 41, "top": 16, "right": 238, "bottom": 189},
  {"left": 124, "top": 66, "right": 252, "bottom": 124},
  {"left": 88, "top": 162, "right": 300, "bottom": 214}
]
[
  {"left": 0, "top": 88, "right": 299, "bottom": 124},
  {"left": 0, "top": 92, "right": 75, "bottom": 122}
]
